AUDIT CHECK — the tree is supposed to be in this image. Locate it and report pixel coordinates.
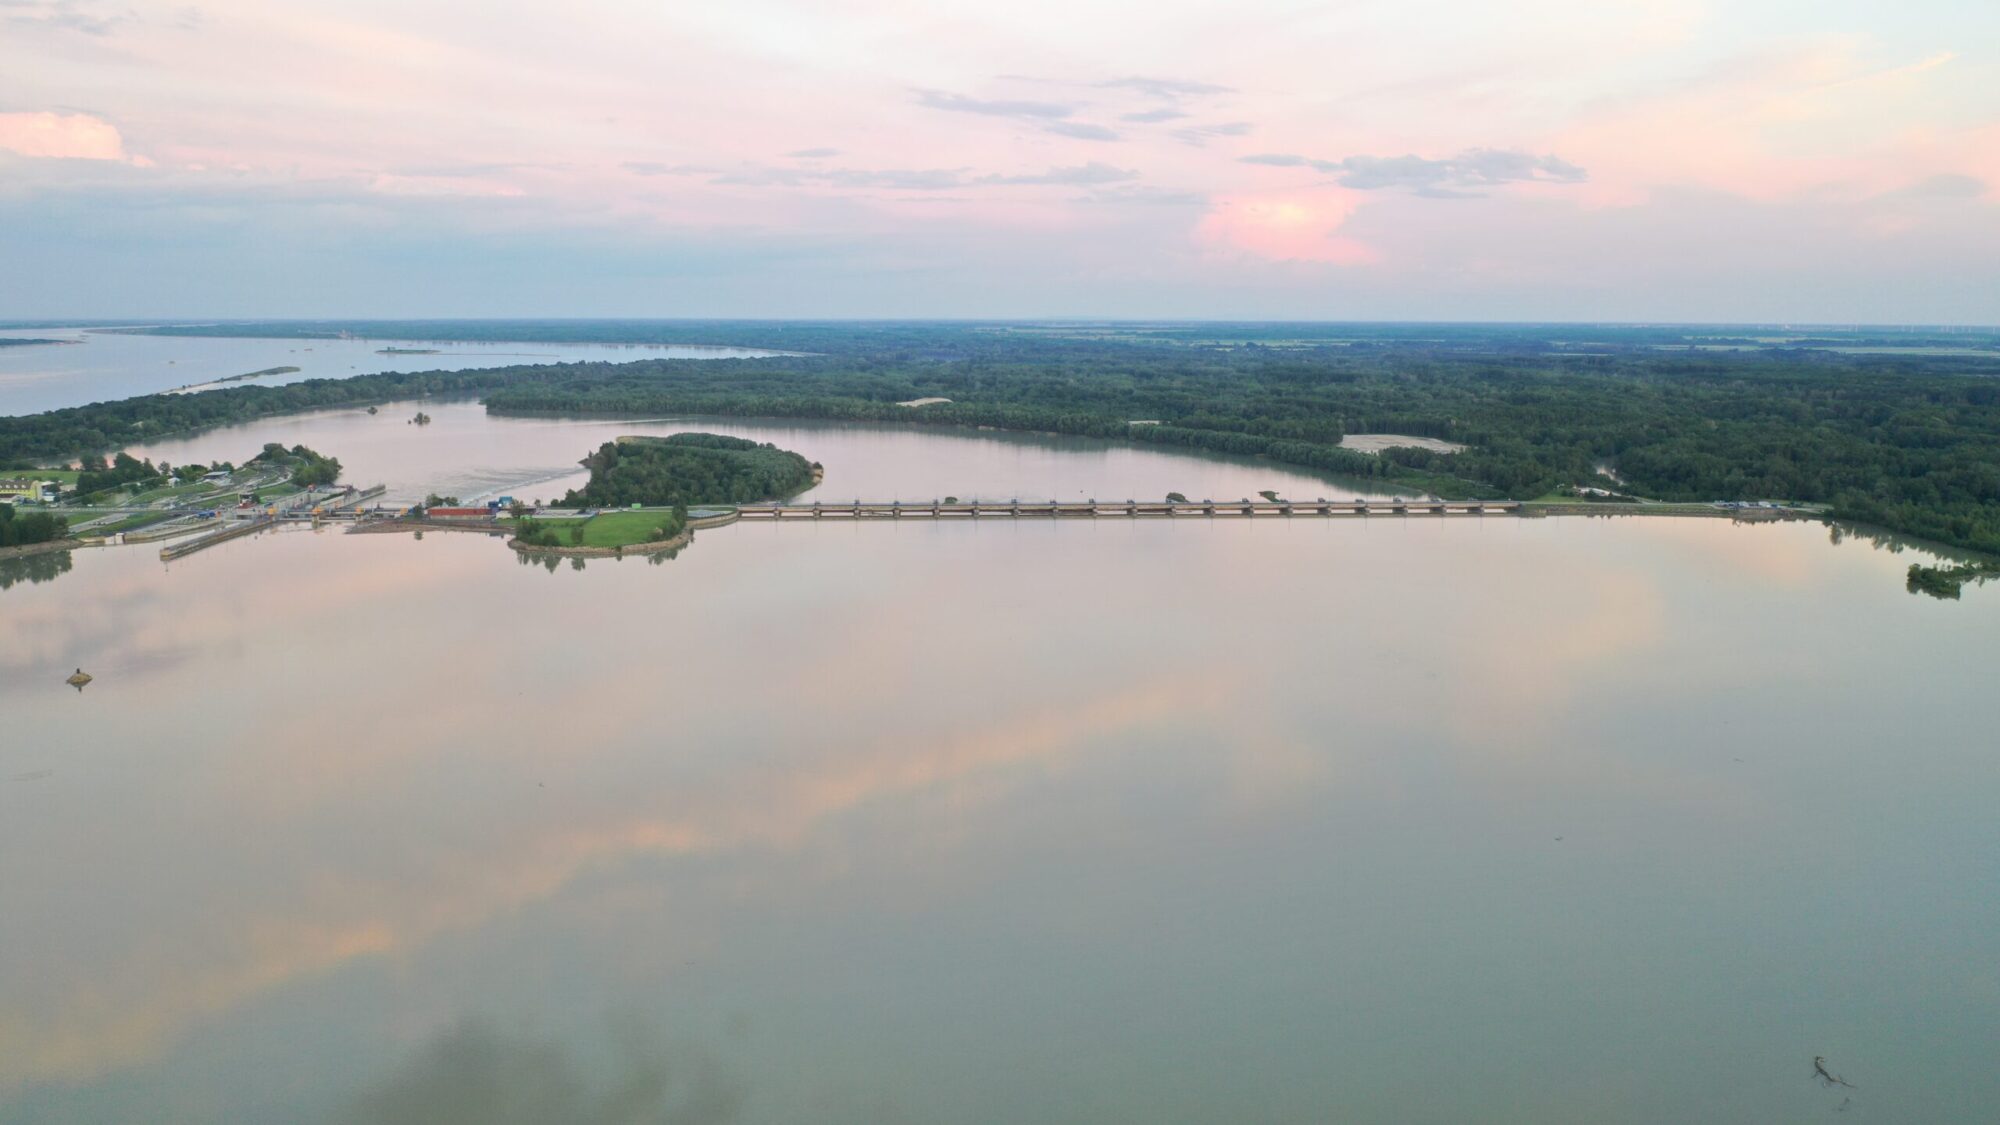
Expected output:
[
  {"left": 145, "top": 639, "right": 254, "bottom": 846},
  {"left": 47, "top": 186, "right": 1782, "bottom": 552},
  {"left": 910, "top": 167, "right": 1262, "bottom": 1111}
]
[
  {"left": 291, "top": 454, "right": 341, "bottom": 488},
  {"left": 0, "top": 503, "right": 68, "bottom": 547}
]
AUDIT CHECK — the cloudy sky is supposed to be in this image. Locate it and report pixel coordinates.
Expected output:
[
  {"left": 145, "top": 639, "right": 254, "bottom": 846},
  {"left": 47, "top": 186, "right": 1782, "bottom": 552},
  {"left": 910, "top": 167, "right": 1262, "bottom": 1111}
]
[{"left": 3, "top": 0, "right": 1996, "bottom": 321}]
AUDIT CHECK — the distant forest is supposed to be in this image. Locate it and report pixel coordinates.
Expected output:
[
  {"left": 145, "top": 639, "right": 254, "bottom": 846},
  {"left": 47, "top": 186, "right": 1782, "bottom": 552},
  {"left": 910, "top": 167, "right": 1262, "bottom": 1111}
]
[{"left": 3, "top": 321, "right": 1998, "bottom": 556}]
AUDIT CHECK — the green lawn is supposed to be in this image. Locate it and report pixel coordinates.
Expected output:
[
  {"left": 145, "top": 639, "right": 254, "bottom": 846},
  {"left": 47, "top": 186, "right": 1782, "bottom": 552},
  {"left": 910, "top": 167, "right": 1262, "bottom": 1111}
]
[
  {"left": 577, "top": 510, "right": 683, "bottom": 548},
  {"left": 503, "top": 509, "right": 683, "bottom": 548}
]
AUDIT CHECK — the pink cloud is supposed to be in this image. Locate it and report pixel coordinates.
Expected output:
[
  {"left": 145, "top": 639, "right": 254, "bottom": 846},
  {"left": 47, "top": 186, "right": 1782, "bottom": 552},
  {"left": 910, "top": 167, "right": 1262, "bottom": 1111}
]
[
  {"left": 1554, "top": 44, "right": 1975, "bottom": 205},
  {"left": 0, "top": 111, "right": 134, "bottom": 162},
  {"left": 1197, "top": 189, "right": 1378, "bottom": 264}
]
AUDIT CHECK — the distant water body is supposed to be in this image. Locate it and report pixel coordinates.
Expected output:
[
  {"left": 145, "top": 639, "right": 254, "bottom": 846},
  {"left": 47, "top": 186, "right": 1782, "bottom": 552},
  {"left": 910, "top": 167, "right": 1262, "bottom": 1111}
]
[{"left": 0, "top": 326, "right": 789, "bottom": 416}]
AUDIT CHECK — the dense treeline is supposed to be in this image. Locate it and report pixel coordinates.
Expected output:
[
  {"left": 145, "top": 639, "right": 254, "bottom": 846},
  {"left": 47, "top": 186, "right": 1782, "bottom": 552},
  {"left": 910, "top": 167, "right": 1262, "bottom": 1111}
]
[
  {"left": 0, "top": 503, "right": 67, "bottom": 547},
  {"left": 481, "top": 346, "right": 2000, "bottom": 550},
  {"left": 559, "top": 433, "right": 816, "bottom": 509}
]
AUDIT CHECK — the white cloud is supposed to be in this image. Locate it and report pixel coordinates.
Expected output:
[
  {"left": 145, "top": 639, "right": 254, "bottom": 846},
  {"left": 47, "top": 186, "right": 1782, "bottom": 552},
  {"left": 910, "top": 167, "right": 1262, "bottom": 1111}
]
[{"left": 0, "top": 110, "right": 136, "bottom": 162}]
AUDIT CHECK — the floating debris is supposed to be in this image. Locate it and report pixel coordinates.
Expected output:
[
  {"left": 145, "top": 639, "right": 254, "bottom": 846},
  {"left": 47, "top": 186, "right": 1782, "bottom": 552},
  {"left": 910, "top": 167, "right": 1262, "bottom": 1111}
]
[
  {"left": 65, "top": 667, "right": 92, "bottom": 691},
  {"left": 1814, "top": 1057, "right": 1856, "bottom": 1089}
]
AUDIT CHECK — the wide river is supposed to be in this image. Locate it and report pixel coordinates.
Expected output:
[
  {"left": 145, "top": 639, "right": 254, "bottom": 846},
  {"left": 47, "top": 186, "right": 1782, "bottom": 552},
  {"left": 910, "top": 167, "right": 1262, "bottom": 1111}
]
[{"left": 3, "top": 338, "right": 1998, "bottom": 1124}]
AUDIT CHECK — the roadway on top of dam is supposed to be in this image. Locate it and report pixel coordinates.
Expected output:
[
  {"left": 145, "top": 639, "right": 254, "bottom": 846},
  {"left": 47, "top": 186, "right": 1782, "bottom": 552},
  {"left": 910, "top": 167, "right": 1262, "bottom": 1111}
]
[{"left": 736, "top": 498, "right": 1515, "bottom": 519}]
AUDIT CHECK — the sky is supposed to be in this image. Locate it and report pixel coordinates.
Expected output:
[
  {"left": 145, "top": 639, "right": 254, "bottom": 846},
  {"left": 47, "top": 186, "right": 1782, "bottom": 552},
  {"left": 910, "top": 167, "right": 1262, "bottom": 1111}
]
[{"left": 2, "top": 0, "right": 1997, "bottom": 322}]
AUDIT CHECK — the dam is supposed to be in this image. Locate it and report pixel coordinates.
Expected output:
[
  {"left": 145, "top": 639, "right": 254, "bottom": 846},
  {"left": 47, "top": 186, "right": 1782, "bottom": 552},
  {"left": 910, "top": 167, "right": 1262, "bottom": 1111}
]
[{"left": 734, "top": 498, "right": 1517, "bottom": 520}]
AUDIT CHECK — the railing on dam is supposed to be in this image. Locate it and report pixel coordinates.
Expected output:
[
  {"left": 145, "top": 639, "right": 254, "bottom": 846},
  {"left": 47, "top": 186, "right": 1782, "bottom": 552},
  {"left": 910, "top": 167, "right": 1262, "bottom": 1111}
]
[{"left": 735, "top": 499, "right": 1517, "bottom": 520}]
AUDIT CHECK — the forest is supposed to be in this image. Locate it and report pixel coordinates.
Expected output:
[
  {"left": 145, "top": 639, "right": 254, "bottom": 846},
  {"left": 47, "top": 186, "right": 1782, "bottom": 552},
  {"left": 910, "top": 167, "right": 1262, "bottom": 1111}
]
[
  {"left": 479, "top": 342, "right": 2000, "bottom": 554},
  {"left": 558, "top": 433, "right": 817, "bottom": 509},
  {"left": 4, "top": 322, "right": 1998, "bottom": 557}
]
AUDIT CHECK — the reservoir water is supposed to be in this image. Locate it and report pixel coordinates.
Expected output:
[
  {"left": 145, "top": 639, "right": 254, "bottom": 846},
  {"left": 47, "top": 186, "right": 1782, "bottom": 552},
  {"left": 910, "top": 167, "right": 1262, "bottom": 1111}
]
[
  {"left": 3, "top": 341, "right": 1998, "bottom": 1123},
  {"left": 120, "top": 399, "right": 1410, "bottom": 507},
  {"left": 0, "top": 327, "right": 789, "bottom": 416}
]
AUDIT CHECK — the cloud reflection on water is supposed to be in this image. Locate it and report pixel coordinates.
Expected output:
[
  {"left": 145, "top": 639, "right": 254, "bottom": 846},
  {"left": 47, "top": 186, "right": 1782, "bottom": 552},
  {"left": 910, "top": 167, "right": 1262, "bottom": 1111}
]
[{"left": 1, "top": 506, "right": 1990, "bottom": 1117}]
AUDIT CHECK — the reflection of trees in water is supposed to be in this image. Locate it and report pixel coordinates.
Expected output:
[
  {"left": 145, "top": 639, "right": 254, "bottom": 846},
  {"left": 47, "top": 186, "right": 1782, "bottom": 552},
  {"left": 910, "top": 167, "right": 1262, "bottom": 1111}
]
[
  {"left": 335, "top": 1018, "right": 743, "bottom": 1125},
  {"left": 0, "top": 551, "right": 72, "bottom": 591},
  {"left": 511, "top": 545, "right": 685, "bottom": 574},
  {"left": 1829, "top": 522, "right": 2000, "bottom": 600}
]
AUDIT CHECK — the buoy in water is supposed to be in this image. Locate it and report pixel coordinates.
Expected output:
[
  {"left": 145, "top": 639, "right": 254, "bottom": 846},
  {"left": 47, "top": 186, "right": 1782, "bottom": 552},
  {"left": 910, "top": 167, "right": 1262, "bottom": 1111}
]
[{"left": 66, "top": 668, "right": 92, "bottom": 690}]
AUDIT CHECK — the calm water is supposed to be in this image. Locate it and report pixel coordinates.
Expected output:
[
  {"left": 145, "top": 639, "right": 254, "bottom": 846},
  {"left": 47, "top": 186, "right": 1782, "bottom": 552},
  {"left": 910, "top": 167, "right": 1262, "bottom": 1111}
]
[
  {"left": 122, "top": 399, "right": 1410, "bottom": 506},
  {"left": 0, "top": 328, "right": 788, "bottom": 415},
  {"left": 3, "top": 420, "right": 1996, "bottom": 1123}
]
